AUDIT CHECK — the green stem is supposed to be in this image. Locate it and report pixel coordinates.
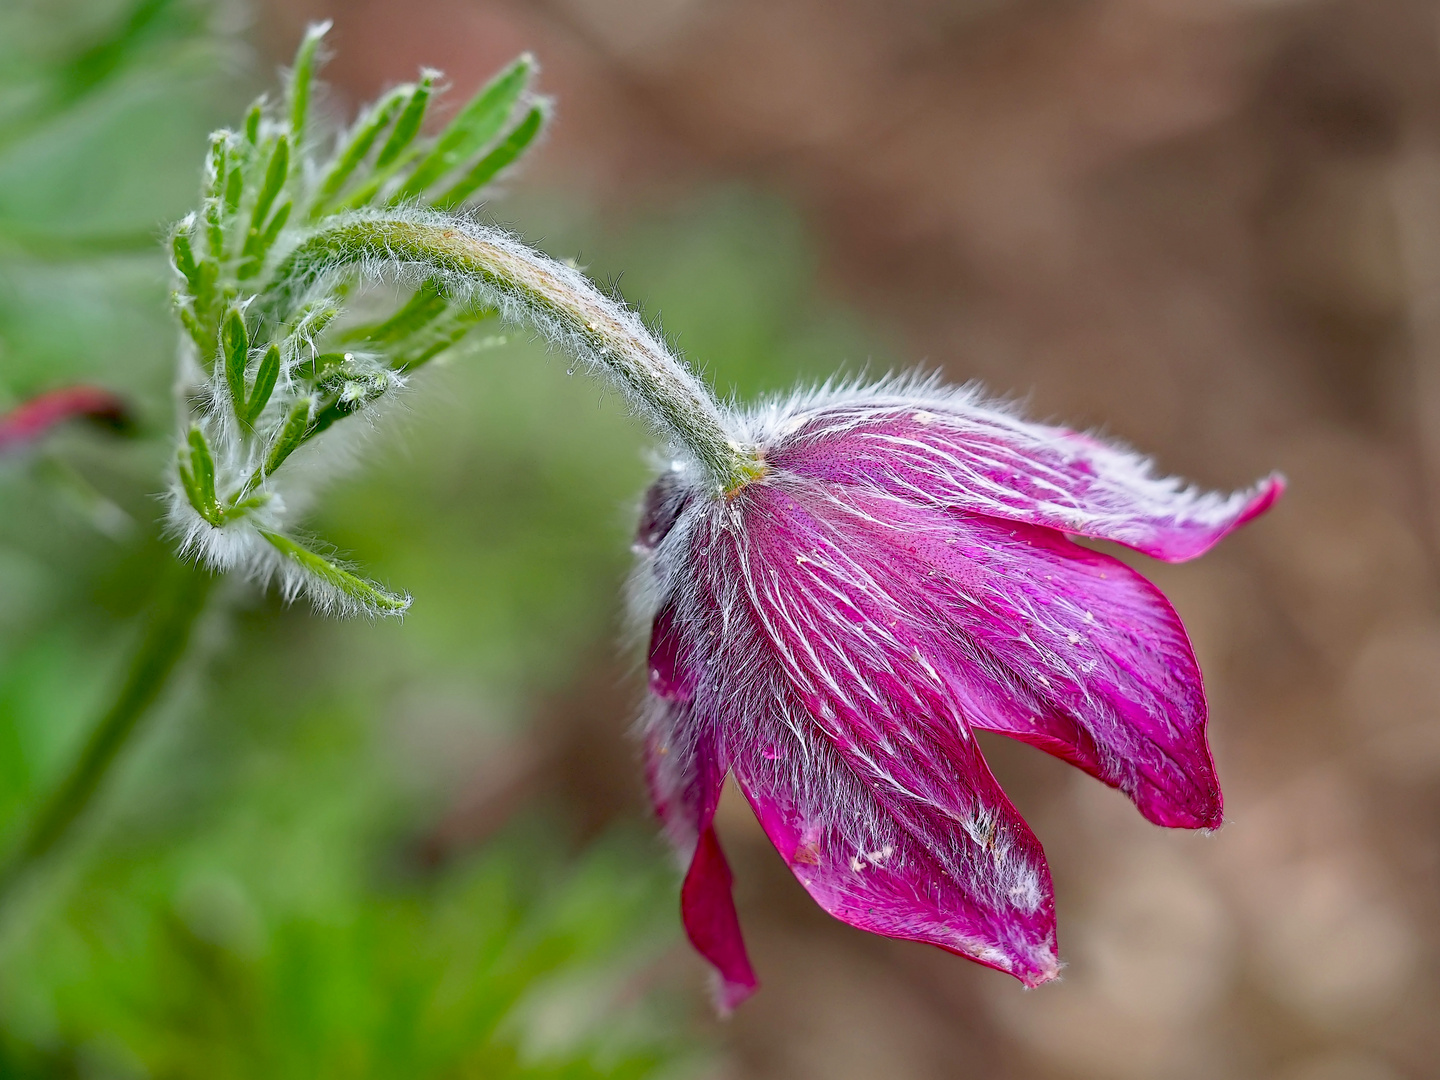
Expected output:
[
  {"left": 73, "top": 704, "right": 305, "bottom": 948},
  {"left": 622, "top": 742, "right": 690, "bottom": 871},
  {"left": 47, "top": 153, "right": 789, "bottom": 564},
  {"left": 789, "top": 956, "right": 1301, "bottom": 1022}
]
[
  {"left": 0, "top": 561, "right": 212, "bottom": 904},
  {"left": 267, "top": 211, "right": 766, "bottom": 493}
]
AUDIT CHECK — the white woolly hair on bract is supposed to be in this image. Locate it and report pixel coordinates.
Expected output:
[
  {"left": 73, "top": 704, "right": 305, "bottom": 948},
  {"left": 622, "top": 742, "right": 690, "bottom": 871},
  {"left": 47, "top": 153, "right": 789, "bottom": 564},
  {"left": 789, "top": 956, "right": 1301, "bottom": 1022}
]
[{"left": 164, "top": 331, "right": 414, "bottom": 617}]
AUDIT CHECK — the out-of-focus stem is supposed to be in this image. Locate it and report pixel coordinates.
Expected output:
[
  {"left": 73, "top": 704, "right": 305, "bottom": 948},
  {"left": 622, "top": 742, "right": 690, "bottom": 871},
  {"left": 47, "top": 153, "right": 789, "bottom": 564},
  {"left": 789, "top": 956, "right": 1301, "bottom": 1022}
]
[
  {"left": 0, "top": 561, "right": 212, "bottom": 906},
  {"left": 1391, "top": 140, "right": 1440, "bottom": 562}
]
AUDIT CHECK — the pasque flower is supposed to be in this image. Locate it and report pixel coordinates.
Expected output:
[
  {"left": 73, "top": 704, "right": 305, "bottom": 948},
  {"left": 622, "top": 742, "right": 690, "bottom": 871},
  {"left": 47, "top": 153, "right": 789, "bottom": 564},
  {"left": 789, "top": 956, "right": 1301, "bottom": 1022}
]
[
  {"left": 631, "top": 380, "right": 1282, "bottom": 1009},
  {"left": 153, "top": 25, "right": 1282, "bottom": 1013}
]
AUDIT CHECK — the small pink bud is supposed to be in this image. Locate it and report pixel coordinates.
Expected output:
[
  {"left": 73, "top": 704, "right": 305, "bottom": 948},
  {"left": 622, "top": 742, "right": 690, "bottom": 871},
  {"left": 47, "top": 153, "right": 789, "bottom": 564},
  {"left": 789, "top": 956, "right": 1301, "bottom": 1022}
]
[{"left": 0, "top": 386, "right": 130, "bottom": 453}]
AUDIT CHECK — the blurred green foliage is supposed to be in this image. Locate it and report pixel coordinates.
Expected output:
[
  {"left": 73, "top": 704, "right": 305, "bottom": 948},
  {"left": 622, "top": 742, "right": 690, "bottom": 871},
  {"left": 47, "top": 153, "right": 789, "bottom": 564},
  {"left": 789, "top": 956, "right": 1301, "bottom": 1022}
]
[{"left": 0, "top": 1, "right": 889, "bottom": 1075}]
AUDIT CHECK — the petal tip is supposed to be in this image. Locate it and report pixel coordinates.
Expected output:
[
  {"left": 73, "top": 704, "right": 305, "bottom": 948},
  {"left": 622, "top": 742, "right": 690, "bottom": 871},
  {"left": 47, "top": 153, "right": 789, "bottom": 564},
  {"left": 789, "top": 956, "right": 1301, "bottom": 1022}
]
[
  {"left": 1196, "top": 798, "right": 1227, "bottom": 834},
  {"left": 681, "top": 827, "right": 760, "bottom": 1013},
  {"left": 714, "top": 971, "right": 761, "bottom": 1016},
  {"left": 1236, "top": 472, "right": 1285, "bottom": 527},
  {"left": 1148, "top": 469, "right": 1286, "bottom": 562},
  {"left": 1012, "top": 943, "right": 1062, "bottom": 988},
  {"left": 1139, "top": 787, "right": 1224, "bottom": 831}
]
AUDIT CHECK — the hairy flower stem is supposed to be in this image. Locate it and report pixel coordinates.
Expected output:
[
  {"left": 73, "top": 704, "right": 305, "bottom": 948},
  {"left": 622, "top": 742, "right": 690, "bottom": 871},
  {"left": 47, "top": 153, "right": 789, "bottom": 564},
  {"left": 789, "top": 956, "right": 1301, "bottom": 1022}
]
[
  {"left": 0, "top": 562, "right": 212, "bottom": 906},
  {"left": 268, "top": 211, "right": 764, "bottom": 492}
]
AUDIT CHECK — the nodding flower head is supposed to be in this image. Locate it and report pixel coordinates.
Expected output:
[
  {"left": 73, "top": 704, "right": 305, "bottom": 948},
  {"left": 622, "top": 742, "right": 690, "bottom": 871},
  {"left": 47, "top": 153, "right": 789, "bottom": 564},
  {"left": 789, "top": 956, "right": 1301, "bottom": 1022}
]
[{"left": 630, "top": 376, "right": 1283, "bottom": 1011}]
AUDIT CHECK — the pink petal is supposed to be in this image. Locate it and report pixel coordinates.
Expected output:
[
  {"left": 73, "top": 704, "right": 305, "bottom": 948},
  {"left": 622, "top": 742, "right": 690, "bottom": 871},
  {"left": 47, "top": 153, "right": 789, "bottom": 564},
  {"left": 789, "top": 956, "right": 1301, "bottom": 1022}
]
[
  {"left": 681, "top": 825, "right": 759, "bottom": 1012},
  {"left": 763, "top": 389, "right": 1282, "bottom": 562},
  {"left": 731, "top": 729, "right": 1059, "bottom": 986},
  {"left": 641, "top": 693, "right": 726, "bottom": 853},
  {"left": 781, "top": 485, "right": 1222, "bottom": 829},
  {"left": 936, "top": 524, "right": 1222, "bottom": 829},
  {"left": 640, "top": 603, "right": 759, "bottom": 1006},
  {"left": 709, "top": 487, "right": 1060, "bottom": 984},
  {"left": 641, "top": 601, "right": 720, "bottom": 849},
  {"left": 0, "top": 386, "right": 129, "bottom": 452}
]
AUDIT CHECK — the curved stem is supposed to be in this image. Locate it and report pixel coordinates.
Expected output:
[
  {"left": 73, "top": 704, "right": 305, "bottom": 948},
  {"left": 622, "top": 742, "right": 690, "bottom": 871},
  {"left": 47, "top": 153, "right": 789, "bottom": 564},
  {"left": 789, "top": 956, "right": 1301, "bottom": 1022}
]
[
  {"left": 268, "top": 210, "right": 765, "bottom": 492},
  {"left": 0, "top": 561, "right": 212, "bottom": 905}
]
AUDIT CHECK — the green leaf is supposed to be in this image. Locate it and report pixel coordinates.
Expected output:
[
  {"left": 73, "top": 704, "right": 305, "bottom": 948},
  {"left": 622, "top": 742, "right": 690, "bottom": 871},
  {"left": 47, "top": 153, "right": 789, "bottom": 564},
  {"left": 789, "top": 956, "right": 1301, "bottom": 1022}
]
[
  {"left": 203, "top": 197, "right": 225, "bottom": 260},
  {"left": 183, "top": 426, "right": 222, "bottom": 525},
  {"left": 257, "top": 530, "right": 411, "bottom": 615},
  {"left": 246, "top": 345, "right": 281, "bottom": 425},
  {"left": 293, "top": 351, "right": 349, "bottom": 382},
  {"left": 222, "top": 309, "right": 248, "bottom": 411},
  {"left": 195, "top": 258, "right": 218, "bottom": 313},
  {"left": 223, "top": 492, "right": 269, "bottom": 521},
  {"left": 307, "top": 363, "right": 396, "bottom": 436},
  {"left": 336, "top": 73, "right": 438, "bottom": 209},
  {"left": 262, "top": 199, "right": 292, "bottom": 243},
  {"left": 287, "top": 21, "right": 331, "bottom": 140},
  {"left": 394, "top": 323, "right": 473, "bottom": 372},
  {"left": 287, "top": 302, "right": 341, "bottom": 344},
  {"left": 305, "top": 400, "right": 349, "bottom": 438},
  {"left": 250, "top": 133, "right": 289, "bottom": 239},
  {"left": 239, "top": 199, "right": 292, "bottom": 278},
  {"left": 205, "top": 130, "right": 228, "bottom": 200},
  {"left": 251, "top": 135, "right": 289, "bottom": 231},
  {"left": 397, "top": 54, "right": 533, "bottom": 199},
  {"left": 244, "top": 100, "right": 262, "bottom": 144},
  {"left": 238, "top": 132, "right": 294, "bottom": 276},
  {"left": 309, "top": 86, "right": 410, "bottom": 217},
  {"left": 375, "top": 71, "right": 435, "bottom": 169},
  {"left": 346, "top": 280, "right": 449, "bottom": 344},
  {"left": 173, "top": 294, "right": 208, "bottom": 354},
  {"left": 262, "top": 398, "right": 312, "bottom": 476},
  {"left": 172, "top": 227, "right": 201, "bottom": 293},
  {"left": 176, "top": 449, "right": 207, "bottom": 524},
  {"left": 223, "top": 165, "right": 243, "bottom": 214},
  {"left": 433, "top": 104, "right": 547, "bottom": 209}
]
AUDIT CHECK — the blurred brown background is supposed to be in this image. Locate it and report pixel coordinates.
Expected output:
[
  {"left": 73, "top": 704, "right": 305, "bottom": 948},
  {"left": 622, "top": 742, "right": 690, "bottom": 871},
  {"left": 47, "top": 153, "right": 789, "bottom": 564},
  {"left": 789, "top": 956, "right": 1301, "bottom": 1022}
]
[{"left": 260, "top": 1, "right": 1440, "bottom": 1077}]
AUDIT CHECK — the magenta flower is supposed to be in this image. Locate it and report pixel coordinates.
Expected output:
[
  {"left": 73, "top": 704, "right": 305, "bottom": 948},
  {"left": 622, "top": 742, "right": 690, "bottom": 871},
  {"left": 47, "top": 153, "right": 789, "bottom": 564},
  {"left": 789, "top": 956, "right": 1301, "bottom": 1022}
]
[
  {"left": 0, "top": 386, "right": 129, "bottom": 454},
  {"left": 632, "top": 379, "right": 1281, "bottom": 1010}
]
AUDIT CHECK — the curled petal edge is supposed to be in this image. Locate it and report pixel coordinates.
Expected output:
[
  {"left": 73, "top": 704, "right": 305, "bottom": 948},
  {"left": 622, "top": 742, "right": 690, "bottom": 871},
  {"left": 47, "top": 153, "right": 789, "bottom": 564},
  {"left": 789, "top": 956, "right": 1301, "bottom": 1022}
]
[
  {"left": 680, "top": 824, "right": 759, "bottom": 1013},
  {"left": 758, "top": 387, "right": 1285, "bottom": 564}
]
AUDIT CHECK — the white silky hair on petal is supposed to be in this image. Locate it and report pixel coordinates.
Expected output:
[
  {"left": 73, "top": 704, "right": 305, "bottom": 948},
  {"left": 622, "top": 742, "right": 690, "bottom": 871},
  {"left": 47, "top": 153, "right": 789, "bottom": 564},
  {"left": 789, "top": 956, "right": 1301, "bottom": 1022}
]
[
  {"left": 733, "top": 372, "right": 1270, "bottom": 542},
  {"left": 628, "top": 426, "right": 1060, "bottom": 949},
  {"left": 636, "top": 490, "right": 959, "bottom": 878}
]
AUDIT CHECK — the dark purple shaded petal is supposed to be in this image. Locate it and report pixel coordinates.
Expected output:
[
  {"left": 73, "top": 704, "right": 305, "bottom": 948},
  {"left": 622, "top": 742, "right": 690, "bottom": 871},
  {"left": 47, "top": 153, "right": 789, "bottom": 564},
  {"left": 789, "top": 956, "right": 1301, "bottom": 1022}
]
[
  {"left": 764, "top": 394, "right": 1282, "bottom": 562},
  {"left": 0, "top": 386, "right": 130, "bottom": 453},
  {"left": 633, "top": 466, "right": 695, "bottom": 552},
  {"left": 681, "top": 825, "right": 759, "bottom": 1012},
  {"left": 647, "top": 604, "right": 693, "bottom": 703},
  {"left": 640, "top": 597, "right": 715, "bottom": 842},
  {"left": 641, "top": 695, "right": 725, "bottom": 854},
  {"left": 783, "top": 485, "right": 1222, "bottom": 829},
  {"left": 639, "top": 601, "right": 758, "bottom": 1004},
  {"left": 708, "top": 486, "right": 1060, "bottom": 984}
]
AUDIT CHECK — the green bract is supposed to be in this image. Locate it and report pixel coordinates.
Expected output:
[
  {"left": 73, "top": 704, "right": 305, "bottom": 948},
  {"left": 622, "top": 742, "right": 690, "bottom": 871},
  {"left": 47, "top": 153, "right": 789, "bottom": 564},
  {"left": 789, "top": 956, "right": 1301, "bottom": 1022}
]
[
  {"left": 168, "top": 22, "right": 767, "bottom": 616},
  {"left": 166, "top": 22, "right": 549, "bottom": 615}
]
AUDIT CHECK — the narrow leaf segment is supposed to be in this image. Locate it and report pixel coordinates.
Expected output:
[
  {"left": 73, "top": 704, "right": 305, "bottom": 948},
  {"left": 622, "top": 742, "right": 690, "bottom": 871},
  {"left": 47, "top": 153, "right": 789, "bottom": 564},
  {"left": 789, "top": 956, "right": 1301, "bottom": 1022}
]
[{"left": 258, "top": 530, "right": 411, "bottom": 615}]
